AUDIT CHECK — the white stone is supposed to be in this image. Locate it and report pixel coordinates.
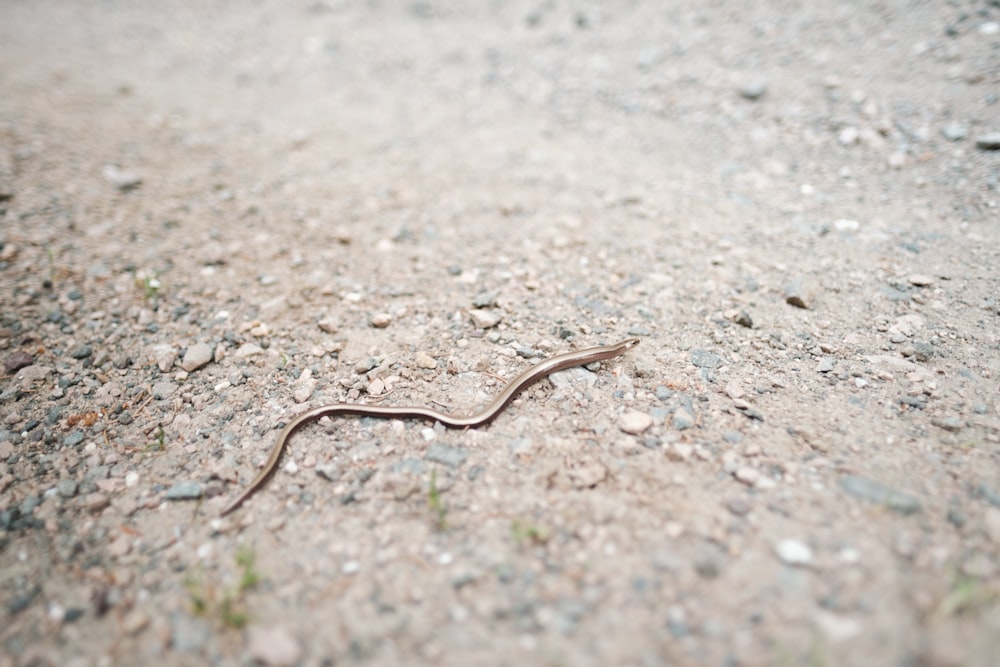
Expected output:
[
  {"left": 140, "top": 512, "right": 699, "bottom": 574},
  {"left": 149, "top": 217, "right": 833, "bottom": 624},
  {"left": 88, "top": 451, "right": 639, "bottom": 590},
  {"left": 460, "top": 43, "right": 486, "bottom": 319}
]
[
  {"left": 469, "top": 309, "right": 502, "bottom": 329},
  {"left": 776, "top": 538, "right": 813, "bottom": 566},
  {"left": 618, "top": 410, "right": 653, "bottom": 435}
]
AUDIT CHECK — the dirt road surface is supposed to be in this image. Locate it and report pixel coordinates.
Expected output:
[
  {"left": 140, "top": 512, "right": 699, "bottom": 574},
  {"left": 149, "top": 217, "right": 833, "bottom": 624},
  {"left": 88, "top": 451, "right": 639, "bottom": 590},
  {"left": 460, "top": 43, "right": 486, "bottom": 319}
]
[{"left": 1, "top": 2, "right": 999, "bottom": 665}]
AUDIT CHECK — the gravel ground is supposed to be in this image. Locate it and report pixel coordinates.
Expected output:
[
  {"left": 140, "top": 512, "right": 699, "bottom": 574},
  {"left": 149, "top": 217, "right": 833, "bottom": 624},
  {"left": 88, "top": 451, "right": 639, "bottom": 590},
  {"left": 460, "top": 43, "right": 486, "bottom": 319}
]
[{"left": 1, "top": 1, "right": 999, "bottom": 666}]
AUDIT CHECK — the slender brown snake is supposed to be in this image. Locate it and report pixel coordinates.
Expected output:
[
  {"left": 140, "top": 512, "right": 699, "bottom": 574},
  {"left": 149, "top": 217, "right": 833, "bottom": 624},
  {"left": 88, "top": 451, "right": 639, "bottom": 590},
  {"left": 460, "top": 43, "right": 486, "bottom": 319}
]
[{"left": 220, "top": 337, "right": 640, "bottom": 516}]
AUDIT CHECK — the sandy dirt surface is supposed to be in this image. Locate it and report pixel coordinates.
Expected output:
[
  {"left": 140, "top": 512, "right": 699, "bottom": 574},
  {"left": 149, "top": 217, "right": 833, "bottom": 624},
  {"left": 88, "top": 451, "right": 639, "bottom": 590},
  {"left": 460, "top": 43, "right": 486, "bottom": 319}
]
[{"left": 1, "top": 1, "right": 999, "bottom": 665}]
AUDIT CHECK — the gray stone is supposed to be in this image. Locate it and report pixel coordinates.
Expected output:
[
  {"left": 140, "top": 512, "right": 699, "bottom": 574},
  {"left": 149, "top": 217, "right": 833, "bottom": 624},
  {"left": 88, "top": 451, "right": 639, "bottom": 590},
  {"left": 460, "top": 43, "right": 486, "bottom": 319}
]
[
  {"left": 976, "top": 485, "right": 1000, "bottom": 509},
  {"left": 70, "top": 345, "right": 93, "bottom": 359},
  {"left": 931, "top": 416, "right": 964, "bottom": 432},
  {"left": 472, "top": 291, "right": 497, "bottom": 308},
  {"left": 165, "top": 481, "right": 204, "bottom": 500},
  {"left": 425, "top": 442, "right": 468, "bottom": 468},
  {"left": 690, "top": 349, "right": 722, "bottom": 369},
  {"left": 84, "top": 465, "right": 109, "bottom": 482},
  {"left": 816, "top": 357, "right": 836, "bottom": 373},
  {"left": 941, "top": 123, "right": 968, "bottom": 141},
  {"left": 19, "top": 494, "right": 42, "bottom": 515},
  {"left": 390, "top": 458, "right": 426, "bottom": 475},
  {"left": 549, "top": 367, "right": 597, "bottom": 389},
  {"left": 734, "top": 311, "right": 753, "bottom": 328},
  {"left": 739, "top": 80, "right": 768, "bottom": 100},
  {"left": 64, "top": 430, "right": 85, "bottom": 447},
  {"left": 315, "top": 462, "right": 340, "bottom": 481},
  {"left": 672, "top": 407, "right": 695, "bottom": 431},
  {"left": 725, "top": 498, "right": 752, "bottom": 516},
  {"left": 151, "top": 381, "right": 177, "bottom": 399},
  {"left": 974, "top": 133, "right": 1000, "bottom": 150},
  {"left": 57, "top": 479, "right": 79, "bottom": 498},
  {"left": 839, "top": 475, "right": 921, "bottom": 514}
]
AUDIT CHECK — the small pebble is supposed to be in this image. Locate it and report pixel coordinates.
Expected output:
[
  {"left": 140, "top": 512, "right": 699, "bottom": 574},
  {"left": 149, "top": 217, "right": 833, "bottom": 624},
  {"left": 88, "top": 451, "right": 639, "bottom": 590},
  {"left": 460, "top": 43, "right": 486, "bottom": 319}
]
[
  {"left": 974, "top": 133, "right": 1000, "bottom": 150},
  {"left": 152, "top": 345, "right": 177, "bottom": 372},
  {"left": 739, "top": 80, "right": 767, "bottom": 101},
  {"left": 472, "top": 291, "right": 497, "bottom": 308},
  {"left": 102, "top": 164, "right": 142, "bottom": 191},
  {"left": 316, "top": 463, "right": 340, "bottom": 481},
  {"left": 690, "top": 349, "right": 722, "bottom": 369},
  {"left": 317, "top": 317, "right": 338, "bottom": 333},
  {"left": 469, "top": 310, "right": 502, "bottom": 329},
  {"left": 569, "top": 463, "right": 607, "bottom": 489},
  {"left": 733, "top": 311, "right": 753, "bottom": 328},
  {"left": 666, "top": 442, "right": 693, "bottom": 461},
  {"left": 734, "top": 467, "right": 759, "bottom": 486},
  {"left": 940, "top": 123, "right": 968, "bottom": 141},
  {"left": 775, "top": 538, "right": 813, "bottom": 566},
  {"left": 549, "top": 367, "right": 597, "bottom": 389},
  {"left": 370, "top": 313, "right": 392, "bottom": 328},
  {"left": 84, "top": 493, "right": 110, "bottom": 513},
  {"left": 783, "top": 276, "right": 815, "bottom": 309},
  {"left": 931, "top": 416, "right": 964, "bottom": 432},
  {"left": 4, "top": 350, "right": 34, "bottom": 375},
  {"left": 293, "top": 370, "right": 317, "bottom": 403},
  {"left": 618, "top": 410, "right": 653, "bottom": 435},
  {"left": 415, "top": 352, "right": 437, "bottom": 370},
  {"left": 838, "top": 126, "right": 859, "bottom": 146},
  {"left": 180, "top": 343, "right": 212, "bottom": 372},
  {"left": 425, "top": 442, "right": 468, "bottom": 468},
  {"left": 908, "top": 274, "right": 934, "bottom": 287},
  {"left": 816, "top": 357, "right": 836, "bottom": 373},
  {"left": 151, "top": 381, "right": 177, "bottom": 399},
  {"left": 57, "top": 479, "right": 79, "bottom": 498},
  {"left": 725, "top": 498, "right": 751, "bottom": 516},
  {"left": 832, "top": 218, "right": 860, "bottom": 233},
  {"left": 672, "top": 407, "right": 695, "bottom": 431},
  {"left": 235, "top": 343, "right": 264, "bottom": 358},
  {"left": 166, "top": 481, "right": 204, "bottom": 500},
  {"left": 70, "top": 345, "right": 93, "bottom": 360}
]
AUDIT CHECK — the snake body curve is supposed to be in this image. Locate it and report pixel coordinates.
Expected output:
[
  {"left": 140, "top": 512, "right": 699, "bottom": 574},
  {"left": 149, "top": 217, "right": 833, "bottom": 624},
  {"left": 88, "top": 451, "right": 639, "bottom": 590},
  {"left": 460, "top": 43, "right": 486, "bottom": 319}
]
[{"left": 220, "top": 337, "right": 639, "bottom": 516}]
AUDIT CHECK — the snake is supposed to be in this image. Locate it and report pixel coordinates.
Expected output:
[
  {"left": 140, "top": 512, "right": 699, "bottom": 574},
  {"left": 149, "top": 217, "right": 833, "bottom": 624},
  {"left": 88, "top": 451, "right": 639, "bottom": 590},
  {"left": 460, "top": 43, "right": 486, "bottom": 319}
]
[{"left": 220, "top": 337, "right": 640, "bottom": 516}]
